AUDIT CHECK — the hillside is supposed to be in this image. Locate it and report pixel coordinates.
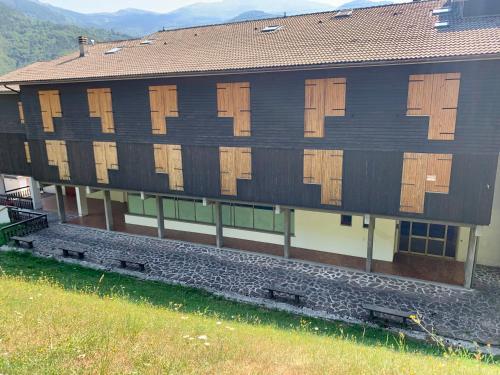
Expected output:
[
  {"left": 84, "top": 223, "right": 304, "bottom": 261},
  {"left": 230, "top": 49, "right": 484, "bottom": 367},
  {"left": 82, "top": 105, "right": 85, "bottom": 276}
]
[{"left": 0, "top": 3, "right": 128, "bottom": 75}]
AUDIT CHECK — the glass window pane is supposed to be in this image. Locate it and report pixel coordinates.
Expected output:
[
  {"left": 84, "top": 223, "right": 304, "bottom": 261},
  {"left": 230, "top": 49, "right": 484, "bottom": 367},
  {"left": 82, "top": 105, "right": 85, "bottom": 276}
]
[
  {"left": 429, "top": 224, "right": 446, "bottom": 239},
  {"left": 254, "top": 207, "right": 274, "bottom": 232},
  {"left": 195, "top": 201, "right": 214, "bottom": 224},
  {"left": 127, "top": 194, "right": 144, "bottom": 215},
  {"left": 410, "top": 238, "right": 426, "bottom": 253},
  {"left": 428, "top": 239, "right": 444, "bottom": 256},
  {"left": 341, "top": 215, "right": 352, "bottom": 226},
  {"left": 445, "top": 226, "right": 458, "bottom": 258},
  {"left": 222, "top": 204, "right": 233, "bottom": 226},
  {"left": 163, "top": 198, "right": 177, "bottom": 219},
  {"left": 399, "top": 235, "right": 409, "bottom": 251},
  {"left": 412, "top": 222, "right": 428, "bottom": 237},
  {"left": 144, "top": 197, "right": 157, "bottom": 216},
  {"left": 290, "top": 211, "right": 295, "bottom": 235},
  {"left": 234, "top": 205, "right": 254, "bottom": 229},
  {"left": 400, "top": 221, "right": 410, "bottom": 236},
  {"left": 275, "top": 211, "right": 284, "bottom": 233},
  {"left": 178, "top": 200, "right": 196, "bottom": 221}
]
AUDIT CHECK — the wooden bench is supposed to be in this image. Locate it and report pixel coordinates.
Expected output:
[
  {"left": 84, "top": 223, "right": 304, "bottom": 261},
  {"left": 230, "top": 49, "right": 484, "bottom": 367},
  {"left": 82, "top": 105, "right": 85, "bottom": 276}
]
[
  {"left": 60, "top": 247, "right": 87, "bottom": 260},
  {"left": 265, "top": 285, "right": 305, "bottom": 305},
  {"left": 362, "top": 304, "right": 416, "bottom": 325},
  {"left": 11, "top": 236, "right": 35, "bottom": 249},
  {"left": 116, "top": 259, "right": 146, "bottom": 272}
]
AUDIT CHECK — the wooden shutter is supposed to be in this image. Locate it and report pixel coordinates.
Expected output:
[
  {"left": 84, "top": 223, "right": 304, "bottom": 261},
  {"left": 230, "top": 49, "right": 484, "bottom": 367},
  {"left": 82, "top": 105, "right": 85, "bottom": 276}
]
[
  {"left": 153, "top": 144, "right": 168, "bottom": 173},
  {"left": 149, "top": 85, "right": 179, "bottom": 135},
  {"left": 45, "top": 140, "right": 70, "bottom": 180},
  {"left": 426, "top": 154, "right": 452, "bottom": 194},
  {"left": 167, "top": 145, "right": 184, "bottom": 191},
  {"left": 165, "top": 85, "right": 179, "bottom": 117},
  {"left": 39, "top": 91, "right": 54, "bottom": 132},
  {"left": 88, "top": 88, "right": 115, "bottom": 133},
  {"left": 48, "top": 90, "right": 62, "bottom": 118},
  {"left": 407, "top": 73, "right": 460, "bottom": 140},
  {"left": 234, "top": 83, "right": 251, "bottom": 136},
  {"left": 321, "top": 150, "right": 343, "bottom": 206},
  {"left": 303, "top": 149, "right": 343, "bottom": 206},
  {"left": 400, "top": 153, "right": 427, "bottom": 213},
  {"left": 93, "top": 141, "right": 117, "bottom": 184},
  {"left": 235, "top": 147, "right": 252, "bottom": 179},
  {"left": 325, "top": 78, "right": 346, "bottom": 116},
  {"left": 217, "top": 83, "right": 233, "bottom": 118},
  {"left": 18, "top": 102, "right": 25, "bottom": 124},
  {"left": 219, "top": 147, "right": 236, "bottom": 195},
  {"left": 304, "top": 79, "right": 325, "bottom": 138},
  {"left": 24, "top": 142, "right": 31, "bottom": 163}
]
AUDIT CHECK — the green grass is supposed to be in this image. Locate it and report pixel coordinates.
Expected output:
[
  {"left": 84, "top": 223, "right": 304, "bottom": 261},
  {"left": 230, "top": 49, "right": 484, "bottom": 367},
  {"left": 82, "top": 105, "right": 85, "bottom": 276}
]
[{"left": 0, "top": 251, "right": 497, "bottom": 374}]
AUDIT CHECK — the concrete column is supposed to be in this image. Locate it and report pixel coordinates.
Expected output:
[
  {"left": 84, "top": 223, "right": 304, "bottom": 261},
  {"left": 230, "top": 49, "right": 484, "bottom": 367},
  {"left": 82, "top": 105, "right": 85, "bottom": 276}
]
[
  {"left": 0, "top": 175, "right": 5, "bottom": 195},
  {"left": 29, "top": 178, "right": 43, "bottom": 210},
  {"left": 75, "top": 186, "right": 89, "bottom": 217},
  {"left": 55, "top": 185, "right": 66, "bottom": 223},
  {"left": 464, "top": 225, "right": 479, "bottom": 289},
  {"left": 103, "top": 190, "right": 114, "bottom": 231},
  {"left": 283, "top": 208, "right": 291, "bottom": 259},
  {"left": 214, "top": 201, "right": 223, "bottom": 248},
  {"left": 156, "top": 195, "right": 165, "bottom": 239},
  {"left": 365, "top": 215, "right": 375, "bottom": 273}
]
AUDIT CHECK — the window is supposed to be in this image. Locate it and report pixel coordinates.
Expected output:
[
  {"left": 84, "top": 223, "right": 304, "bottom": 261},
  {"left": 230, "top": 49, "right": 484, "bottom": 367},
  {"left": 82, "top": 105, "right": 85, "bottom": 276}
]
[
  {"left": 340, "top": 215, "right": 352, "bottom": 226},
  {"left": 334, "top": 10, "right": 352, "bottom": 18},
  {"left": 261, "top": 25, "right": 282, "bottom": 33},
  {"left": 398, "top": 221, "right": 458, "bottom": 258},
  {"left": 127, "top": 195, "right": 294, "bottom": 234}
]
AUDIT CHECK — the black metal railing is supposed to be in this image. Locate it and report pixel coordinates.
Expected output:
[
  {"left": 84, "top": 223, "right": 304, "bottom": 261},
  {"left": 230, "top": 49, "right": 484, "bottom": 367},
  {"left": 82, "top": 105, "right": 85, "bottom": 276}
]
[
  {"left": 0, "top": 208, "right": 48, "bottom": 244},
  {"left": 0, "top": 194, "right": 34, "bottom": 210},
  {"left": 5, "top": 186, "right": 31, "bottom": 199}
]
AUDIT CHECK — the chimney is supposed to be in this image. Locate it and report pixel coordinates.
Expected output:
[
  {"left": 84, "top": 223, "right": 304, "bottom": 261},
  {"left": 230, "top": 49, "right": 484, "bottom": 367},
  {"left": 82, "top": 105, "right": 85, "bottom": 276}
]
[{"left": 78, "top": 36, "right": 88, "bottom": 57}]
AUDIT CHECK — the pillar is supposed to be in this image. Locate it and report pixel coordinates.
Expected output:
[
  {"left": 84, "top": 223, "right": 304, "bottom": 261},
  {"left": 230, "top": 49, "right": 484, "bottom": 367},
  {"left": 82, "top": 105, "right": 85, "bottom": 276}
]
[
  {"left": 0, "top": 175, "right": 5, "bottom": 195},
  {"left": 55, "top": 185, "right": 66, "bottom": 223},
  {"left": 29, "top": 178, "right": 43, "bottom": 210},
  {"left": 156, "top": 195, "right": 165, "bottom": 239},
  {"left": 365, "top": 215, "right": 375, "bottom": 273},
  {"left": 103, "top": 190, "right": 114, "bottom": 231},
  {"left": 464, "top": 225, "right": 479, "bottom": 289},
  {"left": 75, "top": 186, "right": 89, "bottom": 217},
  {"left": 214, "top": 201, "right": 223, "bottom": 248},
  {"left": 283, "top": 208, "right": 291, "bottom": 259}
]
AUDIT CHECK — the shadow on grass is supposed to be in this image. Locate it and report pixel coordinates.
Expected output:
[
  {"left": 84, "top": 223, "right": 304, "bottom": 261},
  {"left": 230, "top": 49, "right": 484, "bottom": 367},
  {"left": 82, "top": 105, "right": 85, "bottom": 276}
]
[{"left": 0, "top": 250, "right": 492, "bottom": 361}]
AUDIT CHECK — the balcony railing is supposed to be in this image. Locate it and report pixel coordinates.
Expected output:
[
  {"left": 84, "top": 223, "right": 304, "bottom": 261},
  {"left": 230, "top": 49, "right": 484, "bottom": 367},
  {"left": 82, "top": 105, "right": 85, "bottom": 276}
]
[
  {"left": 0, "top": 186, "right": 33, "bottom": 210},
  {"left": 0, "top": 208, "right": 48, "bottom": 244}
]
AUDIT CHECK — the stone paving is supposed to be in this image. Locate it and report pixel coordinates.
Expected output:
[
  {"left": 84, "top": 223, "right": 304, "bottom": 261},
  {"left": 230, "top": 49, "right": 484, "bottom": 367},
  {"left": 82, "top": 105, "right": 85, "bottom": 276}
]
[{"left": 16, "top": 223, "right": 500, "bottom": 346}]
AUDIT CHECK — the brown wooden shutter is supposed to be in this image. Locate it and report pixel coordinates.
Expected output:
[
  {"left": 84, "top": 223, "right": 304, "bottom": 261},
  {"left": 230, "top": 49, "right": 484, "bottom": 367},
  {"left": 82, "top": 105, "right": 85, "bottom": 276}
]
[
  {"left": 235, "top": 147, "right": 252, "bottom": 179},
  {"left": 87, "top": 89, "right": 100, "bottom": 117},
  {"left": 45, "top": 140, "right": 57, "bottom": 166},
  {"left": 104, "top": 142, "right": 118, "bottom": 170},
  {"left": 400, "top": 153, "right": 427, "bottom": 213},
  {"left": 325, "top": 78, "right": 346, "bottom": 117},
  {"left": 165, "top": 85, "right": 179, "bottom": 117},
  {"left": 167, "top": 145, "right": 184, "bottom": 191},
  {"left": 24, "top": 142, "right": 31, "bottom": 163},
  {"left": 18, "top": 102, "right": 25, "bottom": 124},
  {"left": 153, "top": 144, "right": 168, "bottom": 173},
  {"left": 426, "top": 154, "right": 452, "bottom": 194},
  {"left": 303, "top": 149, "right": 343, "bottom": 206},
  {"left": 93, "top": 142, "right": 112, "bottom": 184},
  {"left": 234, "top": 83, "right": 251, "bottom": 136},
  {"left": 88, "top": 88, "right": 115, "bottom": 133},
  {"left": 217, "top": 83, "right": 233, "bottom": 118},
  {"left": 39, "top": 91, "right": 54, "bottom": 132},
  {"left": 304, "top": 79, "right": 325, "bottom": 138},
  {"left": 149, "top": 86, "right": 165, "bottom": 134},
  {"left": 49, "top": 90, "right": 62, "bottom": 117},
  {"left": 45, "top": 140, "right": 70, "bottom": 180},
  {"left": 219, "top": 147, "right": 236, "bottom": 195}
]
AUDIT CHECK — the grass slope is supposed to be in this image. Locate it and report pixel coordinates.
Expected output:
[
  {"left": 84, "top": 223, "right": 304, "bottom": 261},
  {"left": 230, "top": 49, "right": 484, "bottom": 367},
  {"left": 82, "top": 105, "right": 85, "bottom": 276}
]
[
  {"left": 0, "top": 3, "right": 128, "bottom": 75},
  {"left": 0, "top": 251, "right": 497, "bottom": 374}
]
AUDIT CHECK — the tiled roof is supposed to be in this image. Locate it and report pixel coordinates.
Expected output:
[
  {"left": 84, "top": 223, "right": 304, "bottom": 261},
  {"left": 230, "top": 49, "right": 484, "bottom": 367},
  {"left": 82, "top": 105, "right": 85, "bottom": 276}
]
[{"left": 0, "top": 0, "right": 499, "bottom": 85}]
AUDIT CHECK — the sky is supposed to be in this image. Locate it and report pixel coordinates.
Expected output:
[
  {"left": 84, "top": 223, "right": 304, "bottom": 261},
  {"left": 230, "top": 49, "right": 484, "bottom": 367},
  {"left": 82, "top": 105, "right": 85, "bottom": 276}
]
[{"left": 39, "top": 0, "right": 409, "bottom": 14}]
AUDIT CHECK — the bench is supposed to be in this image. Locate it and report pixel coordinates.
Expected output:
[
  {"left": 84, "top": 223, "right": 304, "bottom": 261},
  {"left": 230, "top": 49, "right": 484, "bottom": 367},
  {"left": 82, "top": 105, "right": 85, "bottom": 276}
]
[
  {"left": 362, "top": 304, "right": 416, "bottom": 325},
  {"left": 265, "top": 285, "right": 305, "bottom": 305},
  {"left": 116, "top": 259, "right": 146, "bottom": 272},
  {"left": 11, "top": 236, "right": 35, "bottom": 249},
  {"left": 60, "top": 247, "right": 87, "bottom": 260}
]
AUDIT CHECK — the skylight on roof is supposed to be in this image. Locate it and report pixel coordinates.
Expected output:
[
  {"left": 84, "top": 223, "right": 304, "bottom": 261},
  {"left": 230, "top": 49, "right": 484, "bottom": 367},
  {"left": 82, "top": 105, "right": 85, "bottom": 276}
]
[
  {"left": 140, "top": 40, "right": 153, "bottom": 45},
  {"left": 261, "top": 25, "right": 282, "bottom": 33},
  {"left": 105, "top": 47, "right": 122, "bottom": 55},
  {"left": 432, "top": 7, "right": 451, "bottom": 15},
  {"left": 334, "top": 9, "right": 353, "bottom": 18},
  {"left": 434, "top": 21, "right": 450, "bottom": 28}
]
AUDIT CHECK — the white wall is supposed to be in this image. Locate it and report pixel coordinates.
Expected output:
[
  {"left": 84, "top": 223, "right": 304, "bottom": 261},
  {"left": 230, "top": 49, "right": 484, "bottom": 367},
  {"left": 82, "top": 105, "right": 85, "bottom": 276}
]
[
  {"left": 125, "top": 209, "right": 397, "bottom": 262},
  {"left": 0, "top": 205, "right": 10, "bottom": 224},
  {"left": 3, "top": 175, "right": 29, "bottom": 191}
]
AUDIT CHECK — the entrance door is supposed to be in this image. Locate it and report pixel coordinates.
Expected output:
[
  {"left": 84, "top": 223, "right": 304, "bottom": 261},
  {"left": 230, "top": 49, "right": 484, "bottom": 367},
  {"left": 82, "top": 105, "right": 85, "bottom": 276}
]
[{"left": 398, "top": 221, "right": 458, "bottom": 258}]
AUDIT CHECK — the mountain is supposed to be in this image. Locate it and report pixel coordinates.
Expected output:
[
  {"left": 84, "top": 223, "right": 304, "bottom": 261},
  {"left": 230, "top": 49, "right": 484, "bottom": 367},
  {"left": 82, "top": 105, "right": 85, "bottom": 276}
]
[
  {"left": 338, "top": 0, "right": 394, "bottom": 9},
  {"left": 229, "top": 11, "right": 278, "bottom": 22},
  {"left": 0, "top": 0, "right": 394, "bottom": 37},
  {"left": 0, "top": 3, "right": 128, "bottom": 75}
]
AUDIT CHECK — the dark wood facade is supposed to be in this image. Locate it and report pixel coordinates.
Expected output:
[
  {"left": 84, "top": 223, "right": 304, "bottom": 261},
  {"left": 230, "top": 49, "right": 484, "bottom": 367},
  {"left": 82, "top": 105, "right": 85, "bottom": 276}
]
[{"left": 1, "top": 60, "right": 500, "bottom": 225}]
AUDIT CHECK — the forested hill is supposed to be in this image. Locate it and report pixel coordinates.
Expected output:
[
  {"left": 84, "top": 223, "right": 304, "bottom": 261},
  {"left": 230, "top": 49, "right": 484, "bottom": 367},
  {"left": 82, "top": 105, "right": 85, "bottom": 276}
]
[{"left": 0, "top": 3, "right": 128, "bottom": 75}]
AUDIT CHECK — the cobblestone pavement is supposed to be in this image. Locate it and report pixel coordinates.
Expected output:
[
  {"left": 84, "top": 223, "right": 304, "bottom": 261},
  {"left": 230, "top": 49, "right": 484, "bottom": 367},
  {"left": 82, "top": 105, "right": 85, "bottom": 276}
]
[{"left": 20, "top": 224, "right": 500, "bottom": 345}]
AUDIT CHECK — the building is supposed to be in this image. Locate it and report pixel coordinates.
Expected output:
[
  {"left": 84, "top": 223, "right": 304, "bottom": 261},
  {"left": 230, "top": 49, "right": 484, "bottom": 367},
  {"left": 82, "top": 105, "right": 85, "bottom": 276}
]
[{"left": 0, "top": 0, "right": 499, "bottom": 288}]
